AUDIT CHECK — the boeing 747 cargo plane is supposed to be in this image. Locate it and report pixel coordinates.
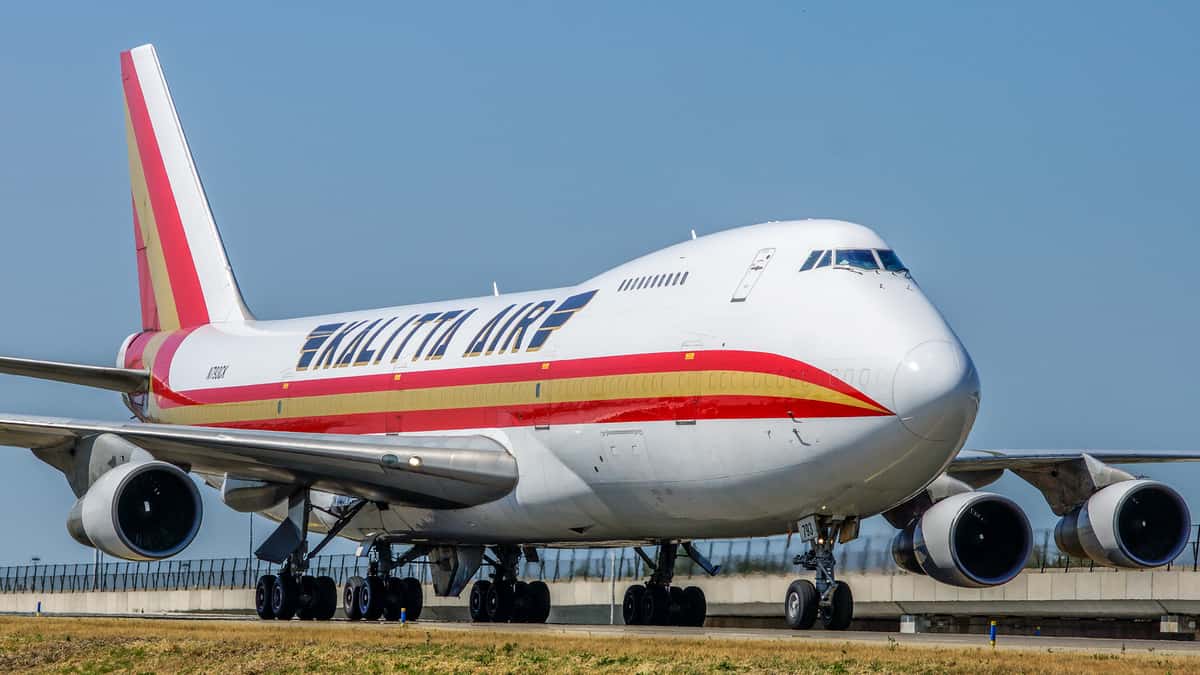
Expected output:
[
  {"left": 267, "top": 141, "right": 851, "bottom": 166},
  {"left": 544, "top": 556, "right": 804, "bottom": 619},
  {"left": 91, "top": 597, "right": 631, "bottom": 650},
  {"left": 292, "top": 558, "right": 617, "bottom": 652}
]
[{"left": 1, "top": 44, "right": 1196, "bottom": 629}]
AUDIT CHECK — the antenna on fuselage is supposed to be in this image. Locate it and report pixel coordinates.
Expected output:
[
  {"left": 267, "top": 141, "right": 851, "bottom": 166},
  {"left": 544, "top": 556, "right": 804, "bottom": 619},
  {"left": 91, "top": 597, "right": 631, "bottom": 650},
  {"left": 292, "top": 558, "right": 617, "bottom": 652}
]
[
  {"left": 492, "top": 281, "right": 500, "bottom": 296},
  {"left": 690, "top": 229, "right": 697, "bottom": 240}
]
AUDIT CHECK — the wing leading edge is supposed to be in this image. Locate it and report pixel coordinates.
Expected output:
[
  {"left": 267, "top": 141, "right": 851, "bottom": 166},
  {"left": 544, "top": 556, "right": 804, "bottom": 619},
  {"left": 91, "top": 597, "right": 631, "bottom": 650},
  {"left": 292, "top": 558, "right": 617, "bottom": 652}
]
[
  {"left": 0, "top": 414, "right": 517, "bottom": 509},
  {"left": 952, "top": 448, "right": 1200, "bottom": 472}
]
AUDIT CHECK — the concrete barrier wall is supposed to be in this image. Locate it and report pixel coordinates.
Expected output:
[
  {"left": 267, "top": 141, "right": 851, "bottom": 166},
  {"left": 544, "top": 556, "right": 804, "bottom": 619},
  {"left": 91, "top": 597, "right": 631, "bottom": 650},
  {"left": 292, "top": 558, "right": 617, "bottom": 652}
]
[{"left": 5, "top": 568, "right": 1200, "bottom": 621}]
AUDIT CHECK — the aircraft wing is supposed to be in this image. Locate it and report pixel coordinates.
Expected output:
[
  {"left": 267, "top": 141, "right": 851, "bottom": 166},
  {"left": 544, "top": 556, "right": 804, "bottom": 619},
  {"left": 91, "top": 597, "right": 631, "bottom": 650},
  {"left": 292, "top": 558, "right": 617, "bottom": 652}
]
[
  {"left": 951, "top": 448, "right": 1200, "bottom": 472},
  {"left": 0, "top": 414, "right": 517, "bottom": 509}
]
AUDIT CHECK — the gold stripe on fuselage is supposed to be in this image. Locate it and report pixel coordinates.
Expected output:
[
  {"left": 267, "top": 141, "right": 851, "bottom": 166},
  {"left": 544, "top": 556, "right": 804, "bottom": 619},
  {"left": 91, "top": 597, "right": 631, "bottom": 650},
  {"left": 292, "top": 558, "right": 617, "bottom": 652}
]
[{"left": 155, "top": 369, "right": 888, "bottom": 426}]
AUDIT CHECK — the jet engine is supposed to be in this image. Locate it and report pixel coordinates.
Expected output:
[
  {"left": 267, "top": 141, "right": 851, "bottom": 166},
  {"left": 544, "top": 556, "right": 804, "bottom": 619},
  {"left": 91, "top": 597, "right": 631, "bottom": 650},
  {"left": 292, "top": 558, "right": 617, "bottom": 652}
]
[
  {"left": 1054, "top": 479, "right": 1190, "bottom": 569},
  {"left": 891, "top": 491, "right": 1032, "bottom": 588},
  {"left": 66, "top": 460, "right": 202, "bottom": 560}
]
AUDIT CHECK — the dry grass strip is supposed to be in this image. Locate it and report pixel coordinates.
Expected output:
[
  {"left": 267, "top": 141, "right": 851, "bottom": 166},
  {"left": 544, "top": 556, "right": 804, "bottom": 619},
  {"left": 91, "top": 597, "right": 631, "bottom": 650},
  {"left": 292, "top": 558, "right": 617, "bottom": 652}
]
[{"left": 0, "top": 616, "right": 1196, "bottom": 674}]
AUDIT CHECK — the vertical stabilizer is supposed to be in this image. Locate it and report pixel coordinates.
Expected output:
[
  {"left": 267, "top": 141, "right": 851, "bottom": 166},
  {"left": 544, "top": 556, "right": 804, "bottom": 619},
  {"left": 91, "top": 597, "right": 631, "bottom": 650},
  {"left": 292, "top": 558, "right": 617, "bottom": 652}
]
[{"left": 121, "top": 44, "right": 252, "bottom": 330}]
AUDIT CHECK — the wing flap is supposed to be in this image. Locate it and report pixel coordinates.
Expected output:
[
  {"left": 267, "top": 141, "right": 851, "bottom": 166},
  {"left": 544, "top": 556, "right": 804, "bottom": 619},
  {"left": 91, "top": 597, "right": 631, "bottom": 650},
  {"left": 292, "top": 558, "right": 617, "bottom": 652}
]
[{"left": 0, "top": 414, "right": 517, "bottom": 509}]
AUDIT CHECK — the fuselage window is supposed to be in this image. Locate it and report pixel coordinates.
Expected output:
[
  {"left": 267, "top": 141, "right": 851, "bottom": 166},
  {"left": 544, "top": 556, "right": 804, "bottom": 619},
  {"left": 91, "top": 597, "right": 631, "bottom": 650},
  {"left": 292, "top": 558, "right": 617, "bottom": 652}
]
[
  {"left": 835, "top": 249, "right": 879, "bottom": 270},
  {"left": 799, "top": 250, "right": 823, "bottom": 271},
  {"left": 876, "top": 249, "right": 908, "bottom": 272},
  {"left": 680, "top": 271, "right": 689, "bottom": 284}
]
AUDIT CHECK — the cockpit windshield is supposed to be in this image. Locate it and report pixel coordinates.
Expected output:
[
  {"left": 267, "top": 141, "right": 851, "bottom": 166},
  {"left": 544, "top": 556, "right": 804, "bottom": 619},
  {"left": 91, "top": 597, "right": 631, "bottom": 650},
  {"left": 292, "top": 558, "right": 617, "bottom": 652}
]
[
  {"left": 835, "top": 249, "right": 879, "bottom": 270},
  {"left": 876, "top": 249, "right": 907, "bottom": 272},
  {"left": 798, "top": 248, "right": 908, "bottom": 273}
]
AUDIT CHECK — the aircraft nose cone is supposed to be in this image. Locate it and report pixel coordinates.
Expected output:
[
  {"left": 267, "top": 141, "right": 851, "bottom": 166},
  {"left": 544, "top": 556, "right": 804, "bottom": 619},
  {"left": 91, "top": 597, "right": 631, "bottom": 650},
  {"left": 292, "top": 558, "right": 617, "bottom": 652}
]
[{"left": 893, "top": 339, "right": 980, "bottom": 442}]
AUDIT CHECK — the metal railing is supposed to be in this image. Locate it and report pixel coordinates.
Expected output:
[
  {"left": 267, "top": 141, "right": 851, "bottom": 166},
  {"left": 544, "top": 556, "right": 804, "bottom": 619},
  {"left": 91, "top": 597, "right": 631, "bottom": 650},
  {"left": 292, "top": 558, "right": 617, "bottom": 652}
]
[{"left": 3, "top": 527, "right": 1199, "bottom": 594}]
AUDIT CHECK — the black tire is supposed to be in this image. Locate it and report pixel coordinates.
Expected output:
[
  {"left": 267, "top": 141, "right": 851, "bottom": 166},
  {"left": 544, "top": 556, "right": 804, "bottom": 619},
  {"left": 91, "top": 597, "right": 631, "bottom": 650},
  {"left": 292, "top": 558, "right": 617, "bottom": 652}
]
[
  {"left": 343, "top": 576, "right": 364, "bottom": 621},
  {"left": 511, "top": 581, "right": 530, "bottom": 622},
  {"left": 820, "top": 581, "right": 853, "bottom": 631},
  {"left": 297, "top": 575, "right": 318, "bottom": 620},
  {"left": 527, "top": 580, "right": 551, "bottom": 624},
  {"left": 642, "top": 585, "right": 670, "bottom": 626},
  {"left": 784, "top": 579, "right": 818, "bottom": 630},
  {"left": 271, "top": 575, "right": 298, "bottom": 621},
  {"left": 622, "top": 584, "right": 645, "bottom": 625},
  {"left": 469, "top": 580, "right": 491, "bottom": 622},
  {"left": 401, "top": 577, "right": 423, "bottom": 622},
  {"left": 682, "top": 586, "right": 707, "bottom": 627},
  {"left": 359, "top": 575, "right": 386, "bottom": 620},
  {"left": 314, "top": 576, "right": 338, "bottom": 621},
  {"left": 485, "top": 582, "right": 514, "bottom": 623},
  {"left": 668, "top": 586, "right": 687, "bottom": 626},
  {"left": 254, "top": 575, "right": 276, "bottom": 620},
  {"left": 383, "top": 577, "right": 404, "bottom": 621}
]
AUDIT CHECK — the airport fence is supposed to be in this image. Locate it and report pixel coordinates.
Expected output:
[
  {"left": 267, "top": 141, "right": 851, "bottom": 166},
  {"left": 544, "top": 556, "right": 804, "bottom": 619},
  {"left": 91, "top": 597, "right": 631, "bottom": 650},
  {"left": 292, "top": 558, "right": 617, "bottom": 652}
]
[{"left": 3, "top": 527, "right": 1199, "bottom": 594}]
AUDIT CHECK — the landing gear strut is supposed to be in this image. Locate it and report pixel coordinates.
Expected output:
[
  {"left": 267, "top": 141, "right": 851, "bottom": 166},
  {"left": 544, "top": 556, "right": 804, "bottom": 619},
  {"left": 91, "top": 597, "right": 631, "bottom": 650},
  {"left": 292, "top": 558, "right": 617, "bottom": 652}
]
[
  {"left": 621, "top": 541, "right": 709, "bottom": 627},
  {"left": 785, "top": 519, "right": 854, "bottom": 630},
  {"left": 468, "top": 545, "right": 551, "bottom": 623}
]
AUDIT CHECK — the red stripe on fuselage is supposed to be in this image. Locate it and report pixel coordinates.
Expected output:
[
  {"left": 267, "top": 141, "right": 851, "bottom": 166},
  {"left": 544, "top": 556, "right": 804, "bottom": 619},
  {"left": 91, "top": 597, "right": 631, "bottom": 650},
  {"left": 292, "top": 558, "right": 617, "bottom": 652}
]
[
  {"left": 121, "top": 51, "right": 209, "bottom": 327},
  {"left": 157, "top": 349, "right": 888, "bottom": 411}
]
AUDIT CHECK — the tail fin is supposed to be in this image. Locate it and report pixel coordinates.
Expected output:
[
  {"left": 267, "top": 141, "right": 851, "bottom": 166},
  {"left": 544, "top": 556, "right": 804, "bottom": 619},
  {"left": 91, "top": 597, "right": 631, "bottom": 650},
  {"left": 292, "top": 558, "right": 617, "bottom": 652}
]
[{"left": 121, "top": 44, "right": 252, "bottom": 331}]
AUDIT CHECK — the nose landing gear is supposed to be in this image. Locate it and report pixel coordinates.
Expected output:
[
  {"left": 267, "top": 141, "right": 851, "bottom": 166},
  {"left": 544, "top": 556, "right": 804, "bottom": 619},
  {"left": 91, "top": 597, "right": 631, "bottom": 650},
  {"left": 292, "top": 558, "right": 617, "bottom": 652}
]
[
  {"left": 784, "top": 518, "right": 855, "bottom": 630},
  {"left": 621, "top": 541, "right": 713, "bottom": 627}
]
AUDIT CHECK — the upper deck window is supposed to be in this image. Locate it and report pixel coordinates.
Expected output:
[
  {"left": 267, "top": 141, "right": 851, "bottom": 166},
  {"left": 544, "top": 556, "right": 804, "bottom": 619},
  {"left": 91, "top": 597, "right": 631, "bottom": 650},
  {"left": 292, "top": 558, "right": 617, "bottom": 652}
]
[{"left": 835, "top": 249, "right": 879, "bottom": 270}]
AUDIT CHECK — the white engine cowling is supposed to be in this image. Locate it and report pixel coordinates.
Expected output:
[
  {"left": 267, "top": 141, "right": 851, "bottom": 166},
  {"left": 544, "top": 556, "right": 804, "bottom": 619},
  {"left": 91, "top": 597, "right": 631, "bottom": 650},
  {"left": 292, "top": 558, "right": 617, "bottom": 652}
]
[
  {"left": 1054, "top": 479, "right": 1190, "bottom": 568},
  {"left": 892, "top": 491, "right": 1032, "bottom": 587},
  {"left": 70, "top": 460, "right": 203, "bottom": 560}
]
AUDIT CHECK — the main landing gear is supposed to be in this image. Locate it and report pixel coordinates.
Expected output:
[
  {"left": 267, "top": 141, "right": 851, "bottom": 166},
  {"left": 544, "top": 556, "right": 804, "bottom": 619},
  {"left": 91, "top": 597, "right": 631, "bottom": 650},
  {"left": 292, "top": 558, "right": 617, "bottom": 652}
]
[
  {"left": 251, "top": 493, "right": 425, "bottom": 622},
  {"left": 468, "top": 546, "right": 551, "bottom": 623},
  {"left": 784, "top": 519, "right": 853, "bottom": 631},
  {"left": 621, "top": 541, "right": 713, "bottom": 627},
  {"left": 342, "top": 541, "right": 426, "bottom": 623}
]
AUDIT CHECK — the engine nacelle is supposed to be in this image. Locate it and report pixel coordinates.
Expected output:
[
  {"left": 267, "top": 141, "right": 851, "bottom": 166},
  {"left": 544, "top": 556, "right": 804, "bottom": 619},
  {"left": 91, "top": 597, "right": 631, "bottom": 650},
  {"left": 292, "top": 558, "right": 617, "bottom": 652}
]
[
  {"left": 70, "top": 460, "right": 203, "bottom": 560},
  {"left": 1054, "top": 479, "right": 1190, "bottom": 569},
  {"left": 892, "top": 491, "right": 1032, "bottom": 587}
]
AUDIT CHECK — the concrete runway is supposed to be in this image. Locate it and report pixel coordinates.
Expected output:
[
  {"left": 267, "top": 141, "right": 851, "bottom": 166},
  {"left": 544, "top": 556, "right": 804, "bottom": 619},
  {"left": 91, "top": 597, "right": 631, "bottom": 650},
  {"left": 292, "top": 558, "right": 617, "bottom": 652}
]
[{"left": 44, "top": 613, "right": 1200, "bottom": 656}]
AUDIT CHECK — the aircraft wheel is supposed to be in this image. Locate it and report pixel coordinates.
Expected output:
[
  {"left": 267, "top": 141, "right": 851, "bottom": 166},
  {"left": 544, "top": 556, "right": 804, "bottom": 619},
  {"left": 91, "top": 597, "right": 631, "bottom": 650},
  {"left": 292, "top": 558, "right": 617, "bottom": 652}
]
[
  {"left": 527, "top": 580, "right": 551, "bottom": 624},
  {"left": 400, "top": 577, "right": 423, "bottom": 622},
  {"left": 314, "top": 576, "right": 338, "bottom": 620},
  {"left": 254, "top": 574, "right": 276, "bottom": 620},
  {"left": 784, "top": 579, "right": 818, "bottom": 630},
  {"left": 383, "top": 577, "right": 405, "bottom": 621},
  {"left": 682, "top": 586, "right": 707, "bottom": 627},
  {"left": 296, "top": 575, "right": 318, "bottom": 620},
  {"left": 668, "top": 586, "right": 687, "bottom": 626},
  {"left": 271, "top": 574, "right": 298, "bottom": 621},
  {"left": 343, "top": 576, "right": 364, "bottom": 621},
  {"left": 820, "top": 581, "right": 853, "bottom": 631},
  {"left": 642, "top": 585, "right": 670, "bottom": 625},
  {"left": 622, "top": 584, "right": 645, "bottom": 625},
  {"left": 485, "top": 581, "right": 515, "bottom": 622},
  {"left": 359, "top": 575, "right": 386, "bottom": 620},
  {"left": 469, "top": 580, "right": 492, "bottom": 622},
  {"left": 511, "top": 581, "right": 530, "bottom": 622}
]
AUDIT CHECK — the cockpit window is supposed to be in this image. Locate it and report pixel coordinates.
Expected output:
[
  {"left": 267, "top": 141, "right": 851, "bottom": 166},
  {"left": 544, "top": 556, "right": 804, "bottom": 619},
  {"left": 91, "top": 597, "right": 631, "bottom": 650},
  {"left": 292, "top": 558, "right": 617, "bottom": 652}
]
[
  {"left": 815, "top": 250, "right": 830, "bottom": 268},
  {"left": 799, "top": 250, "right": 823, "bottom": 271},
  {"left": 835, "top": 249, "right": 879, "bottom": 270},
  {"left": 876, "top": 249, "right": 907, "bottom": 272}
]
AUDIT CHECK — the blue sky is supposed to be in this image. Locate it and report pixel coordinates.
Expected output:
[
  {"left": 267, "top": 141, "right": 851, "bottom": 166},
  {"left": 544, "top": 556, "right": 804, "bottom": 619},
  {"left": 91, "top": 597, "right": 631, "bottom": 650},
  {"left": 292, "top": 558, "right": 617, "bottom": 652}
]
[{"left": 0, "top": 2, "right": 1197, "bottom": 565}]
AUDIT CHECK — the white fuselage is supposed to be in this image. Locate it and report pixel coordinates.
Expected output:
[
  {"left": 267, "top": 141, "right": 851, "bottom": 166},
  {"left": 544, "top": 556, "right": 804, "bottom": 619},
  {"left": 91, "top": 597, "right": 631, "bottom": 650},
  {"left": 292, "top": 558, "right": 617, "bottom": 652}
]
[{"left": 121, "top": 219, "right": 979, "bottom": 545}]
